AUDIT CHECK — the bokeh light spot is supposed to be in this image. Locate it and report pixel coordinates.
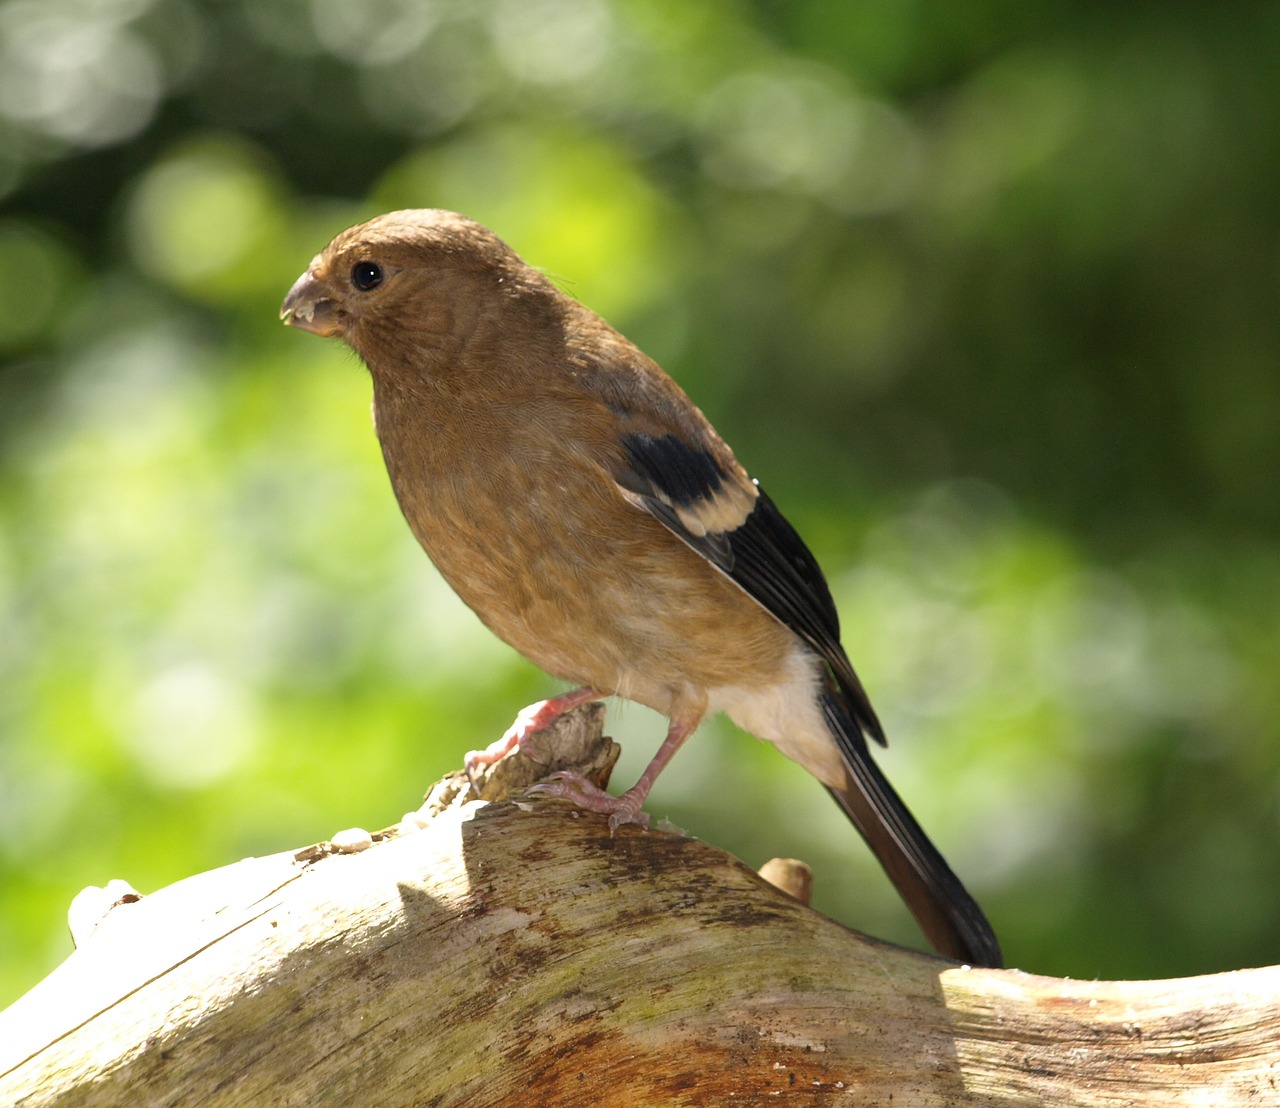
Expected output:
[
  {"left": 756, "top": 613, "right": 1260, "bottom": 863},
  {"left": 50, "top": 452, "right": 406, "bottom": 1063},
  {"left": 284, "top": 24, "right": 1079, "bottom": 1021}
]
[
  {"left": 0, "top": 221, "right": 81, "bottom": 350},
  {"left": 0, "top": 2, "right": 163, "bottom": 147},
  {"left": 126, "top": 140, "right": 288, "bottom": 302}
]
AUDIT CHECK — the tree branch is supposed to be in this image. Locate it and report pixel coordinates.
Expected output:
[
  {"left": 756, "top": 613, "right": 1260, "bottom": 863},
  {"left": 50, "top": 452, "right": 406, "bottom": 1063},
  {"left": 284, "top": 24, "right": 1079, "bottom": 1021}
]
[{"left": 2, "top": 705, "right": 1276, "bottom": 1106}]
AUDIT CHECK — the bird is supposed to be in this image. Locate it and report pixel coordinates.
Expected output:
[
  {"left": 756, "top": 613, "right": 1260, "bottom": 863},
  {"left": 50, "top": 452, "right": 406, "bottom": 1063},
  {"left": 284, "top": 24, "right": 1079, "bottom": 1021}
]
[{"left": 280, "top": 208, "right": 1002, "bottom": 968}]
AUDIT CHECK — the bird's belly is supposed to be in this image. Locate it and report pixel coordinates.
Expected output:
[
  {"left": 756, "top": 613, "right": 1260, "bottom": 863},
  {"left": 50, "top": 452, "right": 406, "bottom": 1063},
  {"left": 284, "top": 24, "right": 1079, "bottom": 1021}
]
[
  {"left": 708, "top": 644, "right": 848, "bottom": 788},
  {"left": 403, "top": 470, "right": 792, "bottom": 713}
]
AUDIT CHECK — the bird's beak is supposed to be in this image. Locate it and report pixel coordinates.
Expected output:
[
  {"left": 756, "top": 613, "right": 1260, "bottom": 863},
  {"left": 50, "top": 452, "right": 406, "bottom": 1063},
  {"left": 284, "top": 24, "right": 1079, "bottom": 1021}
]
[{"left": 280, "top": 269, "right": 345, "bottom": 338}]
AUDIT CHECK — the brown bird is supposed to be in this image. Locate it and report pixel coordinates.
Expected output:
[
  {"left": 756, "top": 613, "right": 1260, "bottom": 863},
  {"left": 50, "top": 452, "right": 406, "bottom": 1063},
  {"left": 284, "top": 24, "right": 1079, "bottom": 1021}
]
[{"left": 280, "top": 209, "right": 1002, "bottom": 967}]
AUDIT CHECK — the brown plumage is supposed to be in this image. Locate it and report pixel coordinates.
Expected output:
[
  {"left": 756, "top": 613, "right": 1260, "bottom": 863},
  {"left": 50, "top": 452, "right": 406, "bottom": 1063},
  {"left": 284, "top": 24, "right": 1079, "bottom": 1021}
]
[{"left": 281, "top": 209, "right": 1002, "bottom": 967}]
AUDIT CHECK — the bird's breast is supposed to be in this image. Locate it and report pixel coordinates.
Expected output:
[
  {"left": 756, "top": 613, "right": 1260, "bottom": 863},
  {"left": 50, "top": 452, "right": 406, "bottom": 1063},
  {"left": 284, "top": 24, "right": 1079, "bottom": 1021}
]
[{"left": 371, "top": 380, "right": 794, "bottom": 712}]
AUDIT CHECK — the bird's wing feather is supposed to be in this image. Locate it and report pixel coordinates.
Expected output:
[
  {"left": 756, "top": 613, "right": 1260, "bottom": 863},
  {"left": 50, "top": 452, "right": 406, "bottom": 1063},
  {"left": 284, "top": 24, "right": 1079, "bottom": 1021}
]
[
  {"left": 613, "top": 413, "right": 1000, "bottom": 966},
  {"left": 604, "top": 399, "right": 885, "bottom": 748}
]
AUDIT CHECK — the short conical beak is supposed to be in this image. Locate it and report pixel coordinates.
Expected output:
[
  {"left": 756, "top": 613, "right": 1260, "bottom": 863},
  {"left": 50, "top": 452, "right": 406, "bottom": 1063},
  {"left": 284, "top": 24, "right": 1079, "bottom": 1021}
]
[{"left": 280, "top": 269, "right": 344, "bottom": 337}]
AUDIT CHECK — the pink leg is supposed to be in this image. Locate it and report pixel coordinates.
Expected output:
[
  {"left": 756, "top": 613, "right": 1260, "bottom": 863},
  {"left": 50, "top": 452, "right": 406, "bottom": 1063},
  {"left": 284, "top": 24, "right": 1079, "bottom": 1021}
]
[
  {"left": 465, "top": 687, "right": 601, "bottom": 771},
  {"left": 530, "top": 713, "right": 700, "bottom": 833}
]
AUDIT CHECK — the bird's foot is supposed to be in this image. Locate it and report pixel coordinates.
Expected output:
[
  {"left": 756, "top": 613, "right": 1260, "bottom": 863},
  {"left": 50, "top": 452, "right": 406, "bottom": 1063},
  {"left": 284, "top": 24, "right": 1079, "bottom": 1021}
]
[
  {"left": 465, "top": 689, "right": 599, "bottom": 772},
  {"left": 528, "top": 771, "right": 652, "bottom": 833},
  {"left": 465, "top": 703, "right": 547, "bottom": 770}
]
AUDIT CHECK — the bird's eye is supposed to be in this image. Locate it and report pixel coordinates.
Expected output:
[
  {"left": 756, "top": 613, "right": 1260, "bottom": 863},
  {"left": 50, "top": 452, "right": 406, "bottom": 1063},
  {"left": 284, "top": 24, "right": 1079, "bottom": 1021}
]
[{"left": 351, "top": 261, "right": 384, "bottom": 291}]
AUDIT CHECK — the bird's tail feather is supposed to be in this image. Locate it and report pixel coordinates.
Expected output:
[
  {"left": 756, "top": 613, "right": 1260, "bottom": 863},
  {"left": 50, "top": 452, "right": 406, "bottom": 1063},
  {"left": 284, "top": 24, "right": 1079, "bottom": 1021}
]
[{"left": 822, "top": 697, "right": 1003, "bottom": 968}]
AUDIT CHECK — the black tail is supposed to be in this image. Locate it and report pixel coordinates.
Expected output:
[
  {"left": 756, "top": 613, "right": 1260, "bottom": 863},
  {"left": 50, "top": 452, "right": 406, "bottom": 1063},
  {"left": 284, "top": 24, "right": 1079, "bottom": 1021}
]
[{"left": 822, "top": 696, "right": 1002, "bottom": 968}]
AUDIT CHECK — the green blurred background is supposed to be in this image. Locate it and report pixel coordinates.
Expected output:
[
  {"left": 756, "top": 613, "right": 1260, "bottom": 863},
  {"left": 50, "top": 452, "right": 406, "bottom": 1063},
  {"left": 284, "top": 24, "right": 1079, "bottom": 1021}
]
[{"left": 2, "top": 0, "right": 1279, "bottom": 1003}]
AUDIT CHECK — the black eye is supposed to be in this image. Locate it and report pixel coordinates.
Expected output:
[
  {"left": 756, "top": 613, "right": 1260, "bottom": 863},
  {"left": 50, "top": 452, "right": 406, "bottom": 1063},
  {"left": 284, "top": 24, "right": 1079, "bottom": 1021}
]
[{"left": 351, "top": 261, "right": 384, "bottom": 291}]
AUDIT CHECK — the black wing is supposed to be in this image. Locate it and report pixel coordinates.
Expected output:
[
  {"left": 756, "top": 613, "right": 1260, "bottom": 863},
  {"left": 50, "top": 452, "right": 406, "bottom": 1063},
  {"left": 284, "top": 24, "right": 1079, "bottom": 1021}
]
[
  {"left": 617, "top": 431, "right": 1002, "bottom": 965},
  {"left": 615, "top": 430, "right": 885, "bottom": 748}
]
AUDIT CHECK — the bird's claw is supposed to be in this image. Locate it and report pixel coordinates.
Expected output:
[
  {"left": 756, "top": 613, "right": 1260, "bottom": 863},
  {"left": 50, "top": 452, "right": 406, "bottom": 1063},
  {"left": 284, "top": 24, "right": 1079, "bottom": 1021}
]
[{"left": 527, "top": 771, "right": 652, "bottom": 833}]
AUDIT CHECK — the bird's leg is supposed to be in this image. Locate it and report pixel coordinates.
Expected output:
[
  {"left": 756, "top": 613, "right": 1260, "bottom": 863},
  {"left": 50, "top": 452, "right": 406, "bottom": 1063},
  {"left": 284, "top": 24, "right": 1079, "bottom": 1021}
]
[
  {"left": 465, "top": 686, "right": 602, "bottom": 771},
  {"left": 530, "top": 713, "right": 699, "bottom": 833}
]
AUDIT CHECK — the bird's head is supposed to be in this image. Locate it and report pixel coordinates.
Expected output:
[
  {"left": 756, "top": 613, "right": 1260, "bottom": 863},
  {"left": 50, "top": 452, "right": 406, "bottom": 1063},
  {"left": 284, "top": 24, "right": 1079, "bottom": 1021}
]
[{"left": 280, "top": 209, "right": 554, "bottom": 371}]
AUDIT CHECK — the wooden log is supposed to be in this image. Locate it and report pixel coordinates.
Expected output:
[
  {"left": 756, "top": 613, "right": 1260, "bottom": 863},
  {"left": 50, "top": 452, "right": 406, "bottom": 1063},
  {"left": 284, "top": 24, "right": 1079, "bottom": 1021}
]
[{"left": 1, "top": 705, "right": 1276, "bottom": 1106}]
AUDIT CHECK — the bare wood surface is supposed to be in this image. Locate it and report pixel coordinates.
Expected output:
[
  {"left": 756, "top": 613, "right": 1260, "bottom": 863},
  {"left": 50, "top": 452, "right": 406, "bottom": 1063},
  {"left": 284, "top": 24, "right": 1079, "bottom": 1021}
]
[{"left": 2, "top": 705, "right": 1277, "bottom": 1106}]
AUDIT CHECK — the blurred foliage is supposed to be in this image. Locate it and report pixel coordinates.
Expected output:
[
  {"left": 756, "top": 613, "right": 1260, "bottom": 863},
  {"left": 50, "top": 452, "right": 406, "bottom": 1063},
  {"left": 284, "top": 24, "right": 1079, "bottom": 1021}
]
[{"left": 2, "top": 0, "right": 1279, "bottom": 1005}]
